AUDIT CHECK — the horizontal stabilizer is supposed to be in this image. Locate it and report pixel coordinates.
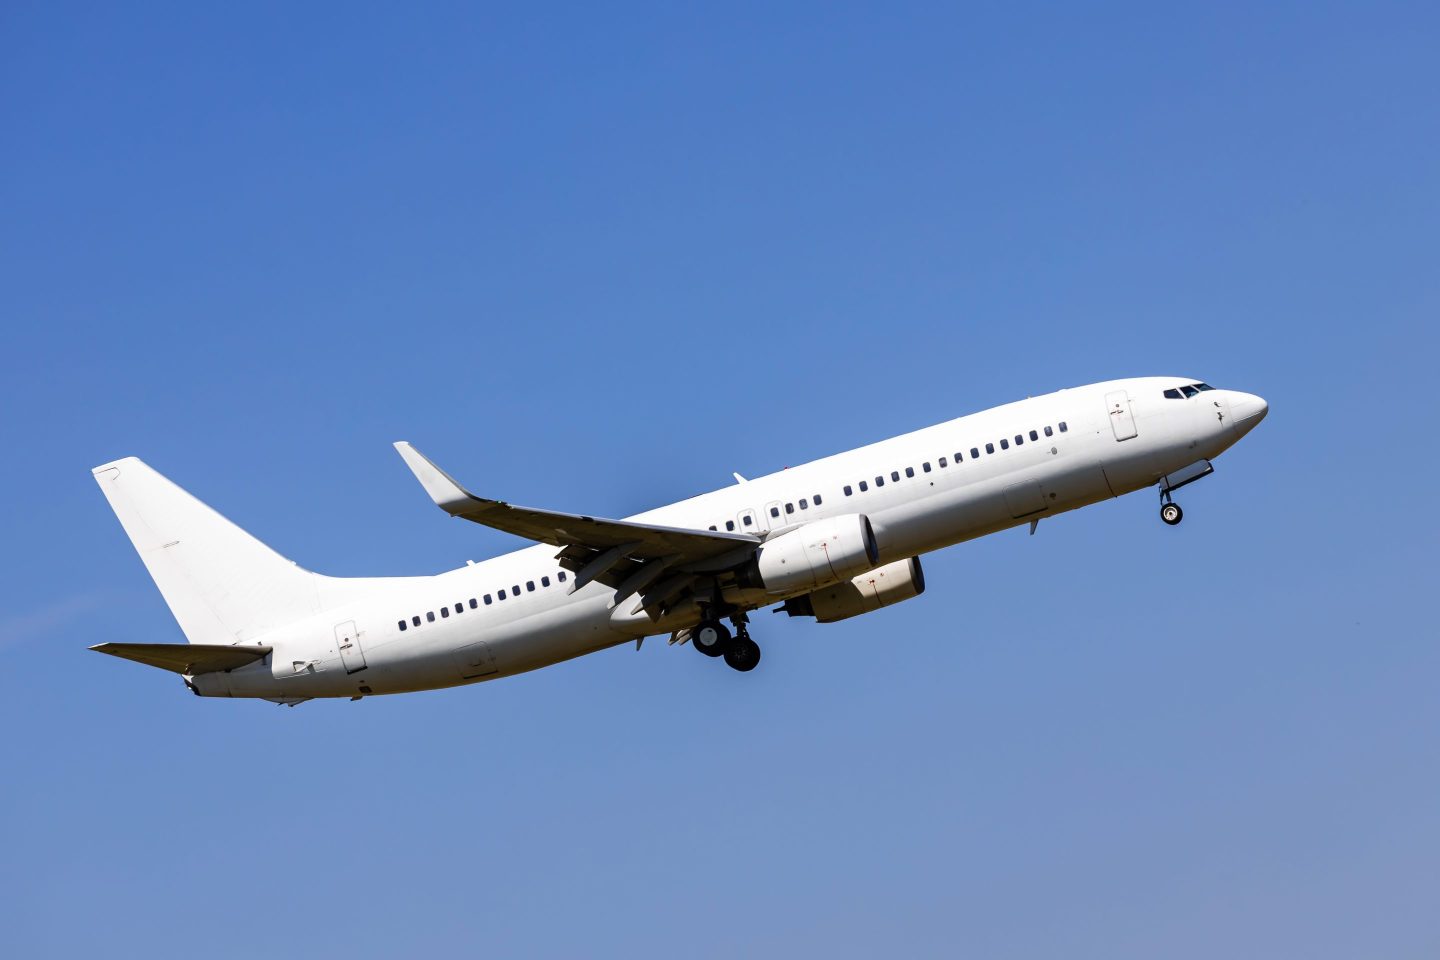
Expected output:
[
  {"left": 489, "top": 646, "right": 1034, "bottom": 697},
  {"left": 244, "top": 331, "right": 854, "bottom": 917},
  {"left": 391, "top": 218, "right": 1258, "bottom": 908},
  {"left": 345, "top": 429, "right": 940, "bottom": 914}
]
[{"left": 90, "top": 642, "right": 271, "bottom": 676}]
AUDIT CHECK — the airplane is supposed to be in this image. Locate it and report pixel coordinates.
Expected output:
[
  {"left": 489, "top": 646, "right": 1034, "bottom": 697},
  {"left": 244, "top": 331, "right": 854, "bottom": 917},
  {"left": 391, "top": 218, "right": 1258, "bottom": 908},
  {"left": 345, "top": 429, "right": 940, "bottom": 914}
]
[{"left": 91, "top": 377, "right": 1267, "bottom": 705}]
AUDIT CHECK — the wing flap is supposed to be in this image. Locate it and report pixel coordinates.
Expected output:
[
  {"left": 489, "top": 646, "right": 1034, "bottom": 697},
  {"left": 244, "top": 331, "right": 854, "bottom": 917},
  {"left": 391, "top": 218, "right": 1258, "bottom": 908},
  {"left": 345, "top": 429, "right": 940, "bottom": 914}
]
[{"left": 91, "top": 642, "right": 271, "bottom": 676}]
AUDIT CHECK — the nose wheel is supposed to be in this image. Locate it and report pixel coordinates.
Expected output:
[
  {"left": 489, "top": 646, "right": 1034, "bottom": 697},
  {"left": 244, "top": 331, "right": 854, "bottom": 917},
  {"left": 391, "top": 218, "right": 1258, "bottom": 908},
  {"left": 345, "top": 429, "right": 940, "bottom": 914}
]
[{"left": 1159, "top": 488, "right": 1183, "bottom": 526}]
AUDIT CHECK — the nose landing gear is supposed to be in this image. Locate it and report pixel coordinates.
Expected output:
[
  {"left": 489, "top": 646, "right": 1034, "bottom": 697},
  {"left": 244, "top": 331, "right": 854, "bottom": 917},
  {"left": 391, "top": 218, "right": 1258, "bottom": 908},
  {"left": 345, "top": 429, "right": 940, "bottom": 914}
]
[
  {"left": 1159, "top": 487, "right": 1183, "bottom": 526},
  {"left": 690, "top": 610, "right": 762, "bottom": 672}
]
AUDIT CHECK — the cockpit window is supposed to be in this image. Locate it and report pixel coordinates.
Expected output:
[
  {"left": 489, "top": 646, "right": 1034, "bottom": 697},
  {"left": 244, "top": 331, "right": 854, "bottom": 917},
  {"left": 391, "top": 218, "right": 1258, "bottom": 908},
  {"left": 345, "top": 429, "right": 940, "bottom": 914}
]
[
  {"left": 1163, "top": 388, "right": 1182, "bottom": 399},
  {"left": 1195, "top": 382, "right": 1214, "bottom": 392},
  {"left": 1180, "top": 384, "right": 1199, "bottom": 398}
]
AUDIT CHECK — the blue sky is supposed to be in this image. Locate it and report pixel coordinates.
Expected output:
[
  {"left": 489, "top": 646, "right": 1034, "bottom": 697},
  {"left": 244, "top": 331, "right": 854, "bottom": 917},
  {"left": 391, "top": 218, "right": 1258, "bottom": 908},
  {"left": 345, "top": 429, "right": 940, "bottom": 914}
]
[{"left": 2, "top": 2, "right": 1437, "bottom": 956}]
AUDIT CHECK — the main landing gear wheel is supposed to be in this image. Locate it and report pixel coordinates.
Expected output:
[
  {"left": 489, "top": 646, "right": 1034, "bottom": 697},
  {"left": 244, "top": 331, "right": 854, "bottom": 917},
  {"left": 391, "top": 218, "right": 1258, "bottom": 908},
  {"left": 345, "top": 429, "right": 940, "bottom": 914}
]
[
  {"left": 692, "top": 619, "right": 731, "bottom": 657},
  {"left": 1160, "top": 502, "right": 1183, "bottom": 525},
  {"left": 724, "top": 636, "right": 761, "bottom": 672}
]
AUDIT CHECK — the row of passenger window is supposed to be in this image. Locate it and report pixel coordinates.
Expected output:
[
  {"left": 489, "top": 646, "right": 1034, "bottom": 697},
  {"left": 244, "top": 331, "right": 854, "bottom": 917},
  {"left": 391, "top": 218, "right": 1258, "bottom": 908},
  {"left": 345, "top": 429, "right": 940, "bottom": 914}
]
[
  {"left": 841, "top": 422, "right": 1067, "bottom": 496},
  {"left": 708, "top": 493, "right": 826, "bottom": 532},
  {"left": 397, "top": 570, "right": 570, "bottom": 632}
]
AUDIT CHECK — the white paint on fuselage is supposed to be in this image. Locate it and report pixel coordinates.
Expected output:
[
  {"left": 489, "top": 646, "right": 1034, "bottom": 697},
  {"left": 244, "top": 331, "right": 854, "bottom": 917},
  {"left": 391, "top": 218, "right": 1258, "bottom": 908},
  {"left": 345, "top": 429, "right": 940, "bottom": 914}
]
[{"left": 194, "top": 377, "right": 1264, "bottom": 700}]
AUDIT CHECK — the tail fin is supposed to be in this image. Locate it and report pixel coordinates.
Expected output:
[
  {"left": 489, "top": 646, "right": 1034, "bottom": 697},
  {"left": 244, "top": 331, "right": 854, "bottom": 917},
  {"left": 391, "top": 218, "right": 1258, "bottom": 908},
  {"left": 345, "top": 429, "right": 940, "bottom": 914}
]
[{"left": 93, "top": 458, "right": 323, "bottom": 644}]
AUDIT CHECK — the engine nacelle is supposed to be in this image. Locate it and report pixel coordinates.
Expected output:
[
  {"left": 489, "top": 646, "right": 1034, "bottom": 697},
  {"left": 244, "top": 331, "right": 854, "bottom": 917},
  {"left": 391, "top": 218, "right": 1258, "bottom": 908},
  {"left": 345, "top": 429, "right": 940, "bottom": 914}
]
[
  {"left": 779, "top": 557, "right": 925, "bottom": 623},
  {"left": 746, "top": 513, "right": 880, "bottom": 595}
]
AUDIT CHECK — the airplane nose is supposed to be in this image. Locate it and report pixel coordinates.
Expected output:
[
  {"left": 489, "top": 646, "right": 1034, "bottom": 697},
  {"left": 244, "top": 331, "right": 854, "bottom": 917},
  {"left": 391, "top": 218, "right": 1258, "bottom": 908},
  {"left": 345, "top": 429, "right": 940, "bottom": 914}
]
[{"left": 1229, "top": 392, "right": 1268, "bottom": 437}]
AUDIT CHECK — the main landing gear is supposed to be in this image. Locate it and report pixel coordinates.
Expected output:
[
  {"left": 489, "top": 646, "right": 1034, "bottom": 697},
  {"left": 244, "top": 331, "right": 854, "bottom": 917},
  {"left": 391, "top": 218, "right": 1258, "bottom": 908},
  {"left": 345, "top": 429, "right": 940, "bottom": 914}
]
[
  {"left": 1160, "top": 488, "right": 1183, "bottom": 526},
  {"left": 691, "top": 610, "right": 761, "bottom": 672}
]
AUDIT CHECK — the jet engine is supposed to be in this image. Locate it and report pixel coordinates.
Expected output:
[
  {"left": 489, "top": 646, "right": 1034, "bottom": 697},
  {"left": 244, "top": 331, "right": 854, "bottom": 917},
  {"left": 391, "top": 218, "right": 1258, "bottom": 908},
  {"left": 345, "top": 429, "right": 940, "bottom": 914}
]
[
  {"left": 744, "top": 513, "right": 880, "bottom": 594},
  {"left": 779, "top": 557, "right": 925, "bottom": 623}
]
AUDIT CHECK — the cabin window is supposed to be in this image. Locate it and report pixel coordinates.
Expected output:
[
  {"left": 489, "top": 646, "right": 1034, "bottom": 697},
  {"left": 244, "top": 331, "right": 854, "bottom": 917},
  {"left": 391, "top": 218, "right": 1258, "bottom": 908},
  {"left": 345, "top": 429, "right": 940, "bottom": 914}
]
[
  {"left": 796, "top": 499, "right": 806, "bottom": 510},
  {"left": 905, "top": 467, "right": 915, "bottom": 478},
  {"left": 1000, "top": 439, "right": 1010, "bottom": 450},
  {"left": 412, "top": 616, "right": 421, "bottom": 627},
  {"left": 770, "top": 505, "right": 780, "bottom": 516},
  {"left": 497, "top": 589, "right": 506, "bottom": 600},
  {"left": 814, "top": 494, "right": 823, "bottom": 505},
  {"left": 971, "top": 447, "right": 979, "bottom": 459},
  {"left": 1015, "top": 435, "right": 1023, "bottom": 446},
  {"left": 725, "top": 520, "right": 735, "bottom": 531},
  {"left": 1044, "top": 426, "right": 1053, "bottom": 437},
  {"left": 922, "top": 462, "right": 931, "bottom": 473},
  {"left": 558, "top": 571, "right": 567, "bottom": 582},
  {"left": 859, "top": 480, "right": 868, "bottom": 492},
  {"left": 525, "top": 581, "right": 534, "bottom": 593},
  {"left": 875, "top": 476, "right": 885, "bottom": 487},
  {"left": 1030, "top": 430, "right": 1038, "bottom": 441},
  {"left": 398, "top": 620, "right": 407, "bottom": 631},
  {"left": 484, "top": 595, "right": 492, "bottom": 605},
  {"left": 441, "top": 607, "right": 449, "bottom": 618},
  {"left": 541, "top": 576, "right": 550, "bottom": 587},
  {"left": 1059, "top": 421, "right": 1068, "bottom": 433},
  {"left": 844, "top": 485, "right": 853, "bottom": 496},
  {"left": 454, "top": 603, "right": 463, "bottom": 614},
  {"left": 939, "top": 457, "right": 948, "bottom": 468},
  {"left": 986, "top": 443, "right": 995, "bottom": 454},
  {"left": 469, "top": 598, "right": 478, "bottom": 609},
  {"left": 708, "top": 525, "right": 717, "bottom": 531},
  {"left": 891, "top": 471, "right": 900, "bottom": 482},
  {"left": 742, "top": 514, "right": 753, "bottom": 526},
  {"left": 427, "top": 611, "right": 436, "bottom": 622},
  {"left": 785, "top": 502, "right": 795, "bottom": 514}
]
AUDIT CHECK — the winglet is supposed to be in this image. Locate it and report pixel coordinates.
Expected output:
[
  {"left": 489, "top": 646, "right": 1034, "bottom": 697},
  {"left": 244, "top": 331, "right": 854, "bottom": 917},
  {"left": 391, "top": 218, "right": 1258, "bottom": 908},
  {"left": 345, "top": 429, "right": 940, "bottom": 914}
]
[{"left": 393, "top": 442, "right": 480, "bottom": 515}]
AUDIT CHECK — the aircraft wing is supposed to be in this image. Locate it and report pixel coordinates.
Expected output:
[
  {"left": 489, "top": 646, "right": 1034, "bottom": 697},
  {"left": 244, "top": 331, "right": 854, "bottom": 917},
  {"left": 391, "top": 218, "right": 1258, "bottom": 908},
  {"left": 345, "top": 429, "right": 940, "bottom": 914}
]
[{"left": 394, "top": 442, "right": 759, "bottom": 610}]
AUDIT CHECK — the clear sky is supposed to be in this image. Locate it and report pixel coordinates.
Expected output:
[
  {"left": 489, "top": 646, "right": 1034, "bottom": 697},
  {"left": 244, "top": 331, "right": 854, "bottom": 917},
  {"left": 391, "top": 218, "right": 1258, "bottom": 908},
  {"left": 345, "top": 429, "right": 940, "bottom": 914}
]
[{"left": 3, "top": 2, "right": 1437, "bottom": 956}]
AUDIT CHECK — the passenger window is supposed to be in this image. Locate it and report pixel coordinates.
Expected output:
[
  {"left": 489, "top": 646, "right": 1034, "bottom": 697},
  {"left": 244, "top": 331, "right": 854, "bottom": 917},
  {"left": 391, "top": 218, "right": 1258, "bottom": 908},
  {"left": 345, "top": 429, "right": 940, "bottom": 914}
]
[
  {"left": 922, "top": 462, "right": 931, "bottom": 473},
  {"left": 484, "top": 595, "right": 492, "bottom": 605},
  {"left": 939, "top": 457, "right": 948, "bottom": 468},
  {"left": 1163, "top": 388, "right": 1182, "bottom": 399},
  {"left": 541, "top": 576, "right": 550, "bottom": 587},
  {"left": 1015, "top": 435, "right": 1023, "bottom": 445},
  {"left": 708, "top": 525, "right": 717, "bottom": 531},
  {"left": 785, "top": 503, "right": 795, "bottom": 514},
  {"left": 558, "top": 571, "right": 567, "bottom": 582},
  {"left": 1059, "top": 421, "right": 1068, "bottom": 432},
  {"left": 525, "top": 581, "right": 533, "bottom": 592},
  {"left": 412, "top": 616, "right": 421, "bottom": 627},
  {"left": 986, "top": 443, "right": 995, "bottom": 454},
  {"left": 725, "top": 520, "right": 735, "bottom": 531},
  {"left": 886, "top": 471, "right": 895, "bottom": 482},
  {"left": 398, "top": 620, "right": 407, "bottom": 631},
  {"left": 1000, "top": 439, "right": 1009, "bottom": 450},
  {"left": 440, "top": 608, "right": 448, "bottom": 619},
  {"left": 844, "top": 485, "right": 853, "bottom": 496},
  {"left": 875, "top": 476, "right": 885, "bottom": 487},
  {"left": 799, "top": 498, "right": 808, "bottom": 509},
  {"left": 970, "top": 447, "right": 979, "bottom": 459},
  {"left": 814, "top": 494, "right": 822, "bottom": 505},
  {"left": 905, "top": 467, "right": 915, "bottom": 478},
  {"left": 497, "top": 589, "right": 506, "bottom": 600},
  {"left": 469, "top": 598, "right": 477, "bottom": 609},
  {"left": 1030, "top": 430, "right": 1038, "bottom": 441},
  {"left": 859, "top": 480, "right": 868, "bottom": 492},
  {"left": 1044, "top": 426, "right": 1053, "bottom": 437},
  {"left": 512, "top": 585, "right": 520, "bottom": 595},
  {"left": 426, "top": 611, "right": 435, "bottom": 622},
  {"left": 770, "top": 505, "right": 781, "bottom": 516},
  {"left": 455, "top": 603, "right": 463, "bottom": 614},
  {"left": 742, "top": 514, "right": 752, "bottom": 526}
]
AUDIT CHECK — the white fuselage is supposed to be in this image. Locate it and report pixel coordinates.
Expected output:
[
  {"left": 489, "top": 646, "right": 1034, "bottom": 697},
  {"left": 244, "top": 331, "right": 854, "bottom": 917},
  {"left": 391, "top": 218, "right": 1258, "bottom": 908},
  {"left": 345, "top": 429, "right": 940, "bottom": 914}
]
[{"left": 193, "top": 377, "right": 1266, "bottom": 700}]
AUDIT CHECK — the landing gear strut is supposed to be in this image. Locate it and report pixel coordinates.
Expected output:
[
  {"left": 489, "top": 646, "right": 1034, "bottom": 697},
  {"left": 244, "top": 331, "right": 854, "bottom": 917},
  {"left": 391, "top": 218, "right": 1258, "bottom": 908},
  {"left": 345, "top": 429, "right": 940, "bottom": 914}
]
[{"left": 1159, "top": 488, "right": 1183, "bottom": 526}]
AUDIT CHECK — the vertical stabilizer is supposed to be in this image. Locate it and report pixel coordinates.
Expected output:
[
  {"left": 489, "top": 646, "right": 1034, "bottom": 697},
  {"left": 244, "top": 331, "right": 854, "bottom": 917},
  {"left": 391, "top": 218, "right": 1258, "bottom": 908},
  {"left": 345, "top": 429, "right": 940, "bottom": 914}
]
[{"left": 93, "top": 458, "right": 322, "bottom": 644}]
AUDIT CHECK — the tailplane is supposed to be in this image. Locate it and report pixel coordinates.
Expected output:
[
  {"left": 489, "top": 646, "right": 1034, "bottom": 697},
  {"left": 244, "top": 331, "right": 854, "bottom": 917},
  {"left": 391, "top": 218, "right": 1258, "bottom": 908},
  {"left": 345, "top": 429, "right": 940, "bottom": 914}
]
[{"left": 93, "top": 458, "right": 323, "bottom": 644}]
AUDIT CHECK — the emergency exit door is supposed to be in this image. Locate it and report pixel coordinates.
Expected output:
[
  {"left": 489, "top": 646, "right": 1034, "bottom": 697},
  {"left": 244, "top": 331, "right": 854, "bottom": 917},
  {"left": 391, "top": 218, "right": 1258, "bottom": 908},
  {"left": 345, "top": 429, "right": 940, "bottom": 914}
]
[
  {"left": 1105, "top": 390, "right": 1138, "bottom": 441},
  {"left": 335, "top": 620, "right": 367, "bottom": 674}
]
